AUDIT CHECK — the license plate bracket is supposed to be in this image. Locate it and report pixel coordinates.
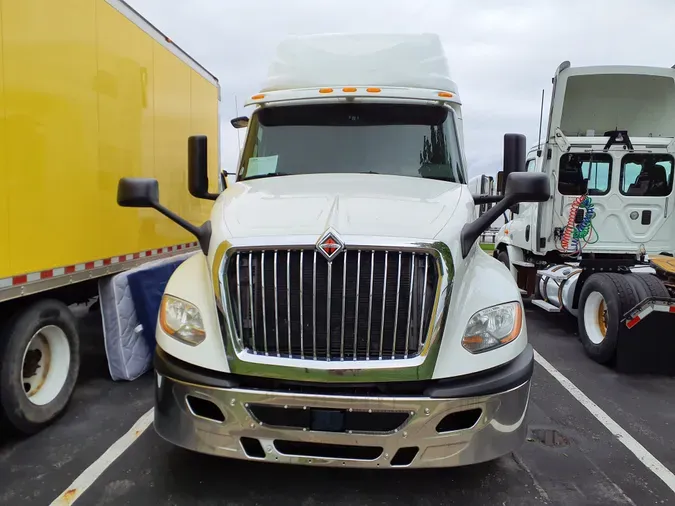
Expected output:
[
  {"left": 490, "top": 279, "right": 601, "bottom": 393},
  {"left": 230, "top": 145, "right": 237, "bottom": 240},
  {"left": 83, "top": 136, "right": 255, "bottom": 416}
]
[{"left": 310, "top": 409, "right": 346, "bottom": 432}]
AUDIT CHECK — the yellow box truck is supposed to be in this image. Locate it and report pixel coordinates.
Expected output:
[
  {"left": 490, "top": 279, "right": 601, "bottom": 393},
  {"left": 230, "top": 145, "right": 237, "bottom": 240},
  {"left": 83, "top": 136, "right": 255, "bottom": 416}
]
[{"left": 0, "top": 0, "right": 221, "bottom": 434}]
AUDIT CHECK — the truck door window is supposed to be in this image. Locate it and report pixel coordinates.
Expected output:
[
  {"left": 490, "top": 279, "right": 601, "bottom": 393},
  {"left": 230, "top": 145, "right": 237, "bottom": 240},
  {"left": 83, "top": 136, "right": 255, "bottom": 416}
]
[
  {"left": 525, "top": 159, "right": 536, "bottom": 172},
  {"left": 239, "top": 103, "right": 466, "bottom": 183},
  {"left": 620, "top": 154, "right": 674, "bottom": 197},
  {"left": 558, "top": 153, "right": 612, "bottom": 196}
]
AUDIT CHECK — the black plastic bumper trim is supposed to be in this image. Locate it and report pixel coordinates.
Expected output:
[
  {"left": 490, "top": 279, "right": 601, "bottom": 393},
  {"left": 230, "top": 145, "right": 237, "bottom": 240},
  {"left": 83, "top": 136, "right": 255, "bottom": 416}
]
[
  {"left": 154, "top": 344, "right": 533, "bottom": 399},
  {"left": 154, "top": 347, "right": 238, "bottom": 389},
  {"left": 424, "top": 344, "right": 534, "bottom": 398}
]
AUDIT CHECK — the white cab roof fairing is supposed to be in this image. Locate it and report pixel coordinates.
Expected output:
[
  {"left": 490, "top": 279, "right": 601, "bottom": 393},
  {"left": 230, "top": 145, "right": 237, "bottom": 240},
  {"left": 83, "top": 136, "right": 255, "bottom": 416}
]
[
  {"left": 546, "top": 63, "right": 675, "bottom": 142},
  {"left": 260, "top": 33, "right": 458, "bottom": 94}
]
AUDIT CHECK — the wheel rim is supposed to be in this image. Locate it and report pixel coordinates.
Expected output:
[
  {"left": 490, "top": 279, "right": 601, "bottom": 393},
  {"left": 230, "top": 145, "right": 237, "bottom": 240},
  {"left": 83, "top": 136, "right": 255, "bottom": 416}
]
[
  {"left": 584, "top": 292, "right": 608, "bottom": 345},
  {"left": 21, "top": 325, "right": 71, "bottom": 406}
]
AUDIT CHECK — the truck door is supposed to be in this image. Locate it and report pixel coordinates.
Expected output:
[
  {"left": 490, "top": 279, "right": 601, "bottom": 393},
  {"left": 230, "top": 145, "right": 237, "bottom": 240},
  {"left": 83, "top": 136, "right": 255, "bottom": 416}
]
[
  {"left": 615, "top": 153, "right": 674, "bottom": 253},
  {"left": 555, "top": 151, "right": 674, "bottom": 254}
]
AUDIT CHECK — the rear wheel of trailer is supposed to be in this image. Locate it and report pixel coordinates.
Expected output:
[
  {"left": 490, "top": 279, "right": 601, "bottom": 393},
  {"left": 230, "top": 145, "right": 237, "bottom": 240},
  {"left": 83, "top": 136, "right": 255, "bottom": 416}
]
[{"left": 0, "top": 300, "right": 80, "bottom": 434}]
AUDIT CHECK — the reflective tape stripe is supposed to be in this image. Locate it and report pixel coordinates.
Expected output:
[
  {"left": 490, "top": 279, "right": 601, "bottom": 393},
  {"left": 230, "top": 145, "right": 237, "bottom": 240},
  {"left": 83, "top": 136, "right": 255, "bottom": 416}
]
[{"left": 0, "top": 242, "right": 199, "bottom": 289}]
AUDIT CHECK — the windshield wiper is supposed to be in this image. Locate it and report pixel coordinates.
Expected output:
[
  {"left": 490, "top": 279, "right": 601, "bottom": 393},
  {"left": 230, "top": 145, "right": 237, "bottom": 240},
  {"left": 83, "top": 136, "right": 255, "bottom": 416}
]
[{"left": 241, "top": 172, "right": 292, "bottom": 181}]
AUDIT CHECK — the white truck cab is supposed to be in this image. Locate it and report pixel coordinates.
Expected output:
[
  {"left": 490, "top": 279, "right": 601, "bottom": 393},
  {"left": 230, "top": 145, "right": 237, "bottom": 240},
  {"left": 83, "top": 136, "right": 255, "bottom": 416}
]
[
  {"left": 116, "top": 33, "right": 549, "bottom": 468},
  {"left": 493, "top": 62, "right": 675, "bottom": 373}
]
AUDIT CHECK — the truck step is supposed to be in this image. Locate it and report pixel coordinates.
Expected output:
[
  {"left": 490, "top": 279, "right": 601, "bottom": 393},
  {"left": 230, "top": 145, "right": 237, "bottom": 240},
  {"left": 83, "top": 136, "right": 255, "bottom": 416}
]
[
  {"left": 537, "top": 267, "right": 574, "bottom": 282},
  {"left": 531, "top": 299, "right": 562, "bottom": 313},
  {"left": 512, "top": 260, "right": 535, "bottom": 268}
]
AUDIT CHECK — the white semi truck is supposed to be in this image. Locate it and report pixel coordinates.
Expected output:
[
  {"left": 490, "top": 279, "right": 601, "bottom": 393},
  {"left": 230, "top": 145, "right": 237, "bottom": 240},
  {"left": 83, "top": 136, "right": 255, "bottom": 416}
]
[
  {"left": 492, "top": 62, "right": 675, "bottom": 374},
  {"left": 115, "top": 34, "right": 550, "bottom": 468}
]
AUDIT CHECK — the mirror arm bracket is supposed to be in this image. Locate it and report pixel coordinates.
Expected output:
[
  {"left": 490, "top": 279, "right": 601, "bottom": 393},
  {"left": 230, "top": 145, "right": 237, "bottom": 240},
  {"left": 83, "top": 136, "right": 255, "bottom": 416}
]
[{"left": 152, "top": 203, "right": 212, "bottom": 255}]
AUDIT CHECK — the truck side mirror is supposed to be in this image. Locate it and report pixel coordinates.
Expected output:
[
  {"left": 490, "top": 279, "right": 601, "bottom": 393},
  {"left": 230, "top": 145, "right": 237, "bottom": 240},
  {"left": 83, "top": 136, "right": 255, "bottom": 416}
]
[
  {"left": 117, "top": 177, "right": 212, "bottom": 255},
  {"left": 503, "top": 133, "right": 527, "bottom": 215},
  {"left": 188, "top": 135, "right": 219, "bottom": 201},
  {"left": 230, "top": 116, "right": 249, "bottom": 129},
  {"left": 117, "top": 177, "right": 160, "bottom": 208},
  {"left": 460, "top": 133, "right": 550, "bottom": 258}
]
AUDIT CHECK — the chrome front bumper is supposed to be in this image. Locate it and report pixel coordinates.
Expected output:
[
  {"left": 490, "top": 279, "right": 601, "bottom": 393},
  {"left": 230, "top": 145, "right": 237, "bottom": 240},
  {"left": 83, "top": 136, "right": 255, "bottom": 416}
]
[{"left": 153, "top": 348, "right": 533, "bottom": 469}]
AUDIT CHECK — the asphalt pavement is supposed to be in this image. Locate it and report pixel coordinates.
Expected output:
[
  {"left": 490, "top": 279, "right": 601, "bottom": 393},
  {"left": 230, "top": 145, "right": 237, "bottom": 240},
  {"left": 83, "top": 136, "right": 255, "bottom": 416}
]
[{"left": 1, "top": 304, "right": 674, "bottom": 506}]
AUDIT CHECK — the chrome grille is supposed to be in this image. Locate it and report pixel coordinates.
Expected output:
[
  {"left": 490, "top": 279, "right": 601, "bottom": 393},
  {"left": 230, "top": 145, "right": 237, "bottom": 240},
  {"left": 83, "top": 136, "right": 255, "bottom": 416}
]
[{"left": 226, "top": 249, "right": 439, "bottom": 361}]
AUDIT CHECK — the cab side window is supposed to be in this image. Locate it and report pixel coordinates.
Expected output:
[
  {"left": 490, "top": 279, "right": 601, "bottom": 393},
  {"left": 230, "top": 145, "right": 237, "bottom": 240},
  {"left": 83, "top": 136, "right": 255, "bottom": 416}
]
[{"left": 525, "top": 159, "right": 537, "bottom": 172}]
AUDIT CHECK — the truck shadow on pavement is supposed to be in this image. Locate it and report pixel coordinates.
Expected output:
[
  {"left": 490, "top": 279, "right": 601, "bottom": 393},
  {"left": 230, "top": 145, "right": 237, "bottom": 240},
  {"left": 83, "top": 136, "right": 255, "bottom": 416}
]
[{"left": 154, "top": 445, "right": 540, "bottom": 505}]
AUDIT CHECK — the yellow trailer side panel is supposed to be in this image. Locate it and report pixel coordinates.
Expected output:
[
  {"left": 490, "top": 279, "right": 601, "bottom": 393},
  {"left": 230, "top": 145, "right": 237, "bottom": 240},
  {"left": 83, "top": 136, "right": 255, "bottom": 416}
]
[
  {"left": 0, "top": 1, "right": 8, "bottom": 272},
  {"left": 0, "top": 0, "right": 219, "bottom": 279},
  {"left": 152, "top": 39, "right": 194, "bottom": 244},
  {"left": 97, "top": 0, "right": 157, "bottom": 252},
  {"left": 3, "top": 0, "right": 100, "bottom": 276}
]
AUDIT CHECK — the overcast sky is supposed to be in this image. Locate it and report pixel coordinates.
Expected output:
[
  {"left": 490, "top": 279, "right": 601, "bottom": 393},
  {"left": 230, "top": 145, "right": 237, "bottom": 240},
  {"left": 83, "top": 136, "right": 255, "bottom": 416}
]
[{"left": 129, "top": 0, "right": 674, "bottom": 178}]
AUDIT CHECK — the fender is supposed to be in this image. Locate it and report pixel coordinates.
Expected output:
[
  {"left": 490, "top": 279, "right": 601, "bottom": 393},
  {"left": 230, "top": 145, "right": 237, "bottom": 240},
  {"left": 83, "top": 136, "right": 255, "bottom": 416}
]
[
  {"left": 432, "top": 245, "right": 528, "bottom": 379},
  {"left": 156, "top": 253, "right": 230, "bottom": 373}
]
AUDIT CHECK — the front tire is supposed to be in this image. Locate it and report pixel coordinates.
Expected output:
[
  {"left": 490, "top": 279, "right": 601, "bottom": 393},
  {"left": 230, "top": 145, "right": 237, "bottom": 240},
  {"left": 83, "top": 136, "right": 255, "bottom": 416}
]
[
  {"left": 577, "top": 273, "right": 638, "bottom": 365},
  {"left": 497, "top": 249, "right": 510, "bottom": 269},
  {"left": 0, "top": 299, "right": 81, "bottom": 435}
]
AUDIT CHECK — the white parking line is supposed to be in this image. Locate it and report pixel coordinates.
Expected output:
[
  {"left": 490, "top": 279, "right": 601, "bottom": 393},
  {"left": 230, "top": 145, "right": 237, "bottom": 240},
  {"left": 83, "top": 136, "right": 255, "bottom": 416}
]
[
  {"left": 50, "top": 408, "right": 154, "bottom": 505},
  {"left": 48, "top": 352, "right": 675, "bottom": 503},
  {"left": 534, "top": 350, "right": 675, "bottom": 494}
]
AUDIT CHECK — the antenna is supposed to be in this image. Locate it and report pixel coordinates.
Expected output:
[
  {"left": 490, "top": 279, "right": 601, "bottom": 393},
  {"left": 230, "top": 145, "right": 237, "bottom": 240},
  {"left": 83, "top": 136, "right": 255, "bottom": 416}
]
[
  {"left": 536, "top": 88, "right": 545, "bottom": 157},
  {"left": 234, "top": 95, "right": 241, "bottom": 147}
]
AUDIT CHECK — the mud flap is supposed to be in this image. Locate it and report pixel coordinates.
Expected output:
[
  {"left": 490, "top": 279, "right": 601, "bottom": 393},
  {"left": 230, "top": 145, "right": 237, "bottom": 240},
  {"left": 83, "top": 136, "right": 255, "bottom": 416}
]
[{"left": 616, "top": 297, "right": 675, "bottom": 375}]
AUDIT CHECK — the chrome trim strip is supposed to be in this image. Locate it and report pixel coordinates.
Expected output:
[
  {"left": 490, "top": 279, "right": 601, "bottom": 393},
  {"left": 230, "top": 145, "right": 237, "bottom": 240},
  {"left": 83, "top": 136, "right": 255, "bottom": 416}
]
[
  {"left": 300, "top": 251, "right": 305, "bottom": 359},
  {"left": 261, "top": 252, "right": 268, "bottom": 355},
  {"left": 215, "top": 235, "right": 454, "bottom": 383},
  {"left": 340, "top": 251, "right": 347, "bottom": 361},
  {"left": 248, "top": 252, "right": 256, "bottom": 353},
  {"left": 366, "top": 250, "right": 375, "bottom": 361},
  {"left": 419, "top": 256, "right": 429, "bottom": 349},
  {"left": 392, "top": 252, "right": 402, "bottom": 359},
  {"left": 378, "top": 252, "right": 389, "bottom": 360},
  {"left": 405, "top": 253, "right": 416, "bottom": 359},
  {"left": 274, "top": 251, "right": 280, "bottom": 357},
  {"left": 326, "top": 261, "right": 333, "bottom": 360},
  {"left": 236, "top": 255, "right": 244, "bottom": 346},
  {"left": 313, "top": 251, "right": 317, "bottom": 360},
  {"left": 287, "top": 250, "right": 292, "bottom": 358},
  {"left": 354, "top": 251, "right": 362, "bottom": 361}
]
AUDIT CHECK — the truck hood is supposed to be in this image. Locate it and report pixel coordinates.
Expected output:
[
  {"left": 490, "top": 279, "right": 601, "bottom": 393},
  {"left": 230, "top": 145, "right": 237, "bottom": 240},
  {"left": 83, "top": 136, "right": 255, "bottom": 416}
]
[
  {"left": 217, "top": 173, "right": 465, "bottom": 239},
  {"left": 549, "top": 65, "right": 675, "bottom": 139}
]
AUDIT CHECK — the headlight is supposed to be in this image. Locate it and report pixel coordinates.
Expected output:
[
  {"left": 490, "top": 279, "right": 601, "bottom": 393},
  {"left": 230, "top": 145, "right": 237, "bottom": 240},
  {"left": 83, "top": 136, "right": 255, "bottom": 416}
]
[
  {"left": 159, "top": 294, "right": 206, "bottom": 346},
  {"left": 462, "top": 302, "right": 523, "bottom": 353}
]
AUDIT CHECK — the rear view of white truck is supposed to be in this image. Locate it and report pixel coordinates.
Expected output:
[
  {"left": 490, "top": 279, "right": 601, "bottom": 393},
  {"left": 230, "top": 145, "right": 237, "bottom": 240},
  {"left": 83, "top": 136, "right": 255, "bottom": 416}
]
[
  {"left": 114, "top": 33, "right": 550, "bottom": 468},
  {"left": 491, "top": 62, "right": 675, "bottom": 374}
]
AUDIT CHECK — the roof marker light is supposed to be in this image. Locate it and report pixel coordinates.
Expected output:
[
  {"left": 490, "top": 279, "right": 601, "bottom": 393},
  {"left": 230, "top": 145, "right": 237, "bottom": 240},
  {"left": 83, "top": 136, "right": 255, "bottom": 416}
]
[
  {"left": 366, "top": 87, "right": 381, "bottom": 93},
  {"left": 251, "top": 94, "right": 265, "bottom": 100},
  {"left": 319, "top": 88, "right": 334, "bottom": 93},
  {"left": 342, "top": 87, "right": 357, "bottom": 92},
  {"left": 438, "top": 91, "right": 453, "bottom": 98}
]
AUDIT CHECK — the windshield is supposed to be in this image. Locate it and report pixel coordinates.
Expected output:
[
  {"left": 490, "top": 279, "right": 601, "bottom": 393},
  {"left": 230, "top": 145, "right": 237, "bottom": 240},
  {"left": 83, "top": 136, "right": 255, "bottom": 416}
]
[{"left": 238, "top": 103, "right": 466, "bottom": 183}]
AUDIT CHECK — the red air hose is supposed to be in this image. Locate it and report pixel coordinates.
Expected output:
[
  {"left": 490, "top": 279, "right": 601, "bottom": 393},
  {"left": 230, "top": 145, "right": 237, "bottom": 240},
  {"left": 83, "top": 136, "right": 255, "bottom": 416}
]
[{"left": 561, "top": 195, "right": 585, "bottom": 251}]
